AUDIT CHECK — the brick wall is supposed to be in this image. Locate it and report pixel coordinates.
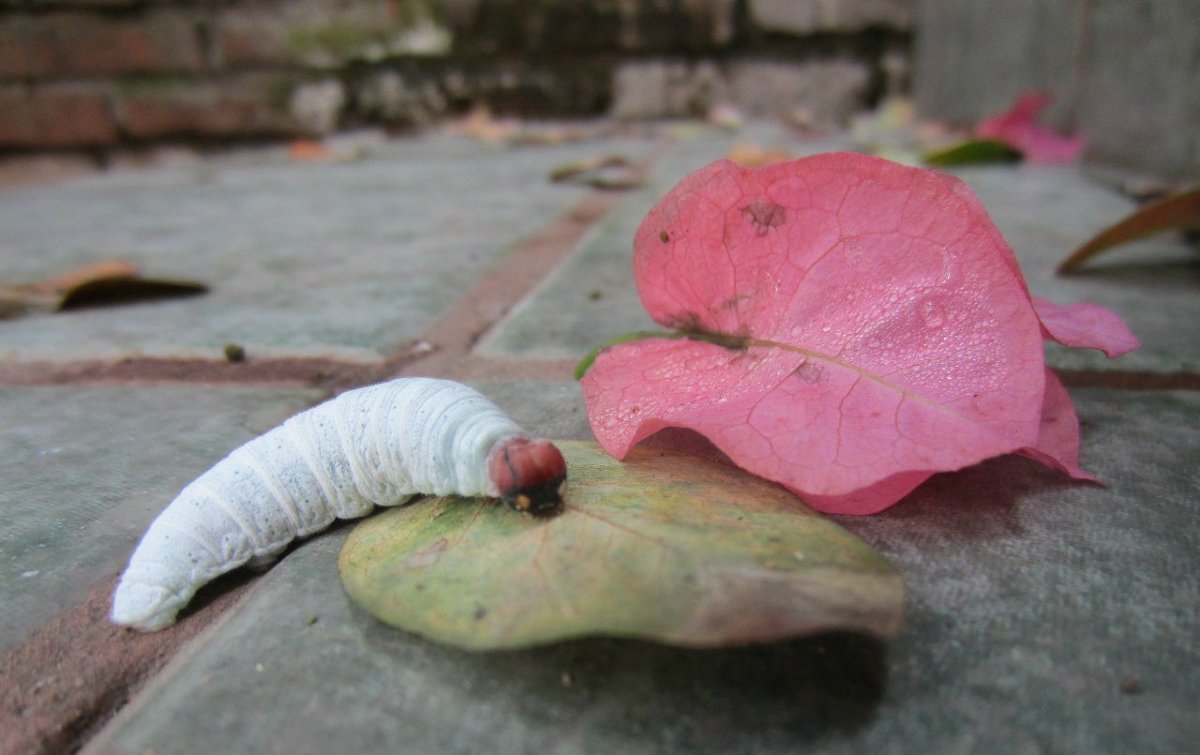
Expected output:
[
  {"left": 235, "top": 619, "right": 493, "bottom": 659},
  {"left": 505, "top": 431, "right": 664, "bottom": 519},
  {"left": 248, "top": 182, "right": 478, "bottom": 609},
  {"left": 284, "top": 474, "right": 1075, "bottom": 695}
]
[{"left": 0, "top": 0, "right": 913, "bottom": 152}]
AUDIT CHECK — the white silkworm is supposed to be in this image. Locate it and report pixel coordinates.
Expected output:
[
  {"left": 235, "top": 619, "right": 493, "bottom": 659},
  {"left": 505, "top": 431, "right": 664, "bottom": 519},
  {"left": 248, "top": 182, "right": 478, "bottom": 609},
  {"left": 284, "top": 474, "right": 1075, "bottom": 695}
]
[{"left": 111, "top": 378, "right": 567, "bottom": 632}]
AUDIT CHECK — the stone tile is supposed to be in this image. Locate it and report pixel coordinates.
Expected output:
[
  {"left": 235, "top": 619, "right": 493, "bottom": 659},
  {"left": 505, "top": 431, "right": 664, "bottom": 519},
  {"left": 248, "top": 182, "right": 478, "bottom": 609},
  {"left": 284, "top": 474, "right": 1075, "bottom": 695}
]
[
  {"left": 466, "top": 379, "right": 593, "bottom": 442},
  {"left": 0, "top": 134, "right": 651, "bottom": 362},
  {"left": 0, "top": 385, "right": 321, "bottom": 655},
  {"left": 81, "top": 389, "right": 1198, "bottom": 754},
  {"left": 948, "top": 164, "right": 1199, "bottom": 373},
  {"left": 914, "top": 0, "right": 1200, "bottom": 178}
]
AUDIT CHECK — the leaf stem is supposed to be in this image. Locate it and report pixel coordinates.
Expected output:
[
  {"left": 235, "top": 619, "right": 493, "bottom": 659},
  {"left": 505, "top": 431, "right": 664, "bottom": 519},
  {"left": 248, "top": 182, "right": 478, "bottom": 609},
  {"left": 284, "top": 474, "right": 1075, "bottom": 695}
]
[{"left": 574, "top": 328, "right": 750, "bottom": 379}]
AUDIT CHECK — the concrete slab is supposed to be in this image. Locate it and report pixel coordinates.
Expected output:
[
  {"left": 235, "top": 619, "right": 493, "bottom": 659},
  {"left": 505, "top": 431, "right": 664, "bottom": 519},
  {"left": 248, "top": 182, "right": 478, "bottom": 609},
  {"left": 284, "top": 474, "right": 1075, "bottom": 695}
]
[
  {"left": 0, "top": 385, "right": 321, "bottom": 655},
  {"left": 0, "top": 134, "right": 652, "bottom": 362},
  {"left": 465, "top": 379, "right": 594, "bottom": 442},
  {"left": 82, "top": 389, "right": 1199, "bottom": 754}
]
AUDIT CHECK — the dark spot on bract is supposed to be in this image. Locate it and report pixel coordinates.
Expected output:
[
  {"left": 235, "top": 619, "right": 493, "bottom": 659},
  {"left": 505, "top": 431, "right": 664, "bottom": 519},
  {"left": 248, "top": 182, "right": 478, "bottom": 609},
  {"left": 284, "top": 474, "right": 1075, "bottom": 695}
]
[
  {"left": 791, "top": 361, "right": 824, "bottom": 385},
  {"left": 659, "top": 230, "right": 670, "bottom": 243},
  {"left": 741, "top": 198, "right": 787, "bottom": 236}
]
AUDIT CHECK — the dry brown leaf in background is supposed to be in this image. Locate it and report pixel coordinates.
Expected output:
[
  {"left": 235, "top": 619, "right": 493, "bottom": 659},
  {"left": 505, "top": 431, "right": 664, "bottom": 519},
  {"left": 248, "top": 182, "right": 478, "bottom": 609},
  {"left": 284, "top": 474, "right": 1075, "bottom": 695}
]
[
  {"left": 1057, "top": 188, "right": 1200, "bottom": 274},
  {"left": 548, "top": 154, "right": 642, "bottom": 189},
  {"left": 0, "top": 259, "right": 207, "bottom": 318},
  {"left": 725, "top": 143, "right": 793, "bottom": 168}
]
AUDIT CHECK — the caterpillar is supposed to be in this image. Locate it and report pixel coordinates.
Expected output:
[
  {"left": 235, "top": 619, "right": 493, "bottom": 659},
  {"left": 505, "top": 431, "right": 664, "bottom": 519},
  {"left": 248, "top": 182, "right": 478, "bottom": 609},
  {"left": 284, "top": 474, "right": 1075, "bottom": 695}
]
[{"left": 110, "top": 378, "right": 567, "bottom": 632}]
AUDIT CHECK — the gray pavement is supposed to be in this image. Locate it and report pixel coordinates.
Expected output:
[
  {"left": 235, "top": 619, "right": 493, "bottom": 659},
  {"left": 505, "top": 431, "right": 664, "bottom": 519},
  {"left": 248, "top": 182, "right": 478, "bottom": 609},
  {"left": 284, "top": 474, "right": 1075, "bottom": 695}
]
[
  {"left": 0, "top": 385, "right": 321, "bottom": 656},
  {"left": 1, "top": 123, "right": 1197, "bottom": 754},
  {"left": 0, "top": 134, "right": 651, "bottom": 362}
]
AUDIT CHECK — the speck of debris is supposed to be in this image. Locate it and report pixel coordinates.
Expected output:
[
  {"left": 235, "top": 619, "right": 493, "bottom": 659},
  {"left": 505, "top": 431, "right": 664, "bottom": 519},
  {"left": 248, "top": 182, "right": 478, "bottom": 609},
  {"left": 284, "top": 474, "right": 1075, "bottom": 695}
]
[
  {"left": 473, "top": 605, "right": 487, "bottom": 620},
  {"left": 223, "top": 343, "right": 246, "bottom": 362},
  {"left": 587, "top": 289, "right": 603, "bottom": 301},
  {"left": 306, "top": 615, "right": 319, "bottom": 626},
  {"left": 560, "top": 671, "right": 573, "bottom": 687},
  {"left": 1120, "top": 677, "right": 1144, "bottom": 695}
]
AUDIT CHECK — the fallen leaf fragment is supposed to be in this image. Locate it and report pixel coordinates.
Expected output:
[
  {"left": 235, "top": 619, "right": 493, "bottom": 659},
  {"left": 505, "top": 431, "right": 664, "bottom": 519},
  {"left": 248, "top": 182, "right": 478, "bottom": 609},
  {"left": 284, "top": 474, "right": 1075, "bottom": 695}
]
[
  {"left": 922, "top": 138, "right": 1022, "bottom": 167},
  {"left": 549, "top": 154, "right": 642, "bottom": 190},
  {"left": 288, "top": 140, "right": 332, "bottom": 161},
  {"left": 446, "top": 105, "right": 523, "bottom": 144},
  {"left": 580, "top": 154, "right": 1137, "bottom": 515},
  {"left": 0, "top": 259, "right": 207, "bottom": 318},
  {"left": 974, "top": 92, "right": 1083, "bottom": 164},
  {"left": 1056, "top": 188, "right": 1200, "bottom": 273},
  {"left": 707, "top": 103, "right": 745, "bottom": 131},
  {"left": 340, "top": 440, "right": 904, "bottom": 649},
  {"left": 726, "top": 143, "right": 794, "bottom": 168}
]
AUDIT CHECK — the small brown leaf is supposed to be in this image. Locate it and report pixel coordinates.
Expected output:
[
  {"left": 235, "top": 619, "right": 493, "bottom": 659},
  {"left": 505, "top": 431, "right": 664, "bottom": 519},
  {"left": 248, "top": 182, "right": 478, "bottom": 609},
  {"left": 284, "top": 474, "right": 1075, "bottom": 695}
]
[
  {"left": 725, "top": 143, "right": 793, "bottom": 168},
  {"left": 549, "top": 154, "right": 642, "bottom": 190},
  {"left": 1057, "top": 188, "right": 1200, "bottom": 274},
  {"left": 0, "top": 259, "right": 208, "bottom": 318}
]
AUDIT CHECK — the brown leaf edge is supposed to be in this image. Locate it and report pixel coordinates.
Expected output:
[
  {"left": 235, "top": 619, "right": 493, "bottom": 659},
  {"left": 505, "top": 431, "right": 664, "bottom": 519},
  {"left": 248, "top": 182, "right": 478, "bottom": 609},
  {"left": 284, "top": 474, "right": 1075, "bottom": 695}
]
[{"left": 1057, "top": 188, "right": 1200, "bottom": 274}]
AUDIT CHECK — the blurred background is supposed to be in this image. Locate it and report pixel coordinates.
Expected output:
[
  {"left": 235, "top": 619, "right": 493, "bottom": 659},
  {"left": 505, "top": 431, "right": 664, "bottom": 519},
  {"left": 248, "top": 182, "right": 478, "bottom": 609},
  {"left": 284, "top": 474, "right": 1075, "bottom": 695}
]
[{"left": 0, "top": 0, "right": 1196, "bottom": 178}]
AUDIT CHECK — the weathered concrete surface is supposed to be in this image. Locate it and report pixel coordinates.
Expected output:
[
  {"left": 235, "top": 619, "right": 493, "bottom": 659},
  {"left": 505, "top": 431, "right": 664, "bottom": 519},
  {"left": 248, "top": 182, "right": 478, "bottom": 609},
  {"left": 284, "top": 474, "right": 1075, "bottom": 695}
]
[
  {"left": 0, "top": 385, "right": 321, "bottom": 656},
  {"left": 750, "top": 0, "right": 914, "bottom": 34},
  {"left": 914, "top": 0, "right": 1200, "bottom": 177},
  {"left": 610, "top": 59, "right": 872, "bottom": 123},
  {"left": 0, "top": 134, "right": 651, "bottom": 362},
  {"left": 81, "top": 390, "right": 1199, "bottom": 754}
]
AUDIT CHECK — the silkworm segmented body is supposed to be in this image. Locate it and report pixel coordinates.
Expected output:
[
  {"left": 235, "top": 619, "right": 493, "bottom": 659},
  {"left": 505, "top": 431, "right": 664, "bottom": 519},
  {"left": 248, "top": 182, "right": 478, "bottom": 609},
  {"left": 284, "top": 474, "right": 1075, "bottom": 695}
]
[{"left": 111, "top": 378, "right": 567, "bottom": 632}]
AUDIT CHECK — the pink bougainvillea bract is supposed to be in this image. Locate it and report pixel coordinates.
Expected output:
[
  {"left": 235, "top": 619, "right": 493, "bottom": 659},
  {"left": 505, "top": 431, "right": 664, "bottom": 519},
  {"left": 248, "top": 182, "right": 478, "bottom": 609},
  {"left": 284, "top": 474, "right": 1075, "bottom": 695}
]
[{"left": 581, "top": 154, "right": 1136, "bottom": 514}]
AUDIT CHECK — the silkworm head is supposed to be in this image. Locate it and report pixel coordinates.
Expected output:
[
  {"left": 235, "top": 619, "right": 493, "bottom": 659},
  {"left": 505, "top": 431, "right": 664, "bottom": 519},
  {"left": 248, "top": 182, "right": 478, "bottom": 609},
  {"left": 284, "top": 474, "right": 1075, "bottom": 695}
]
[{"left": 488, "top": 437, "right": 567, "bottom": 517}]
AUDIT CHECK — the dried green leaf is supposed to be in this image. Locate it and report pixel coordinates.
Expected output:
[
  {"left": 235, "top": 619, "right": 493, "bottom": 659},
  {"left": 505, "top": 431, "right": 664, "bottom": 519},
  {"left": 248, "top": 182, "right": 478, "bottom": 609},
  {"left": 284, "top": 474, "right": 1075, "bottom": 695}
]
[
  {"left": 1057, "top": 188, "right": 1200, "bottom": 274},
  {"left": 339, "top": 440, "right": 905, "bottom": 650},
  {"left": 922, "top": 138, "right": 1023, "bottom": 167}
]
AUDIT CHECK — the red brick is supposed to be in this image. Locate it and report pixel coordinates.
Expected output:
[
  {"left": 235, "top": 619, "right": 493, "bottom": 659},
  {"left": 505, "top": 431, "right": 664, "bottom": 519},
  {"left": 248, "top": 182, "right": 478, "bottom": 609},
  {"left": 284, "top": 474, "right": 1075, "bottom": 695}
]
[
  {"left": 0, "top": 154, "right": 98, "bottom": 189},
  {"left": 0, "top": 85, "right": 119, "bottom": 148},
  {"left": 0, "top": 11, "right": 204, "bottom": 79},
  {"left": 116, "top": 77, "right": 300, "bottom": 140}
]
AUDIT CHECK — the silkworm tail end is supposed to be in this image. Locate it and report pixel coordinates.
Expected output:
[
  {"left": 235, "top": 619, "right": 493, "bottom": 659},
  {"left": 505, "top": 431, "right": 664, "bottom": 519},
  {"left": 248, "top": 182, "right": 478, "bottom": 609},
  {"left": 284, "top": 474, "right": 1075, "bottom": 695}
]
[
  {"left": 489, "top": 437, "right": 567, "bottom": 517},
  {"left": 110, "top": 579, "right": 188, "bottom": 632}
]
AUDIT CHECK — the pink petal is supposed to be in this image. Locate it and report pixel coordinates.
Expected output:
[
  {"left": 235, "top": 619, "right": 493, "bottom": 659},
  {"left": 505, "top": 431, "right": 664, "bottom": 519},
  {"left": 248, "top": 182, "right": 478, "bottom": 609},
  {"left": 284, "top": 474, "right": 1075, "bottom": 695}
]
[
  {"left": 583, "top": 153, "right": 1133, "bottom": 514},
  {"left": 798, "top": 471, "right": 932, "bottom": 516},
  {"left": 1032, "top": 297, "right": 1140, "bottom": 357},
  {"left": 1018, "top": 369, "right": 1097, "bottom": 481},
  {"left": 975, "top": 92, "right": 1084, "bottom": 164}
]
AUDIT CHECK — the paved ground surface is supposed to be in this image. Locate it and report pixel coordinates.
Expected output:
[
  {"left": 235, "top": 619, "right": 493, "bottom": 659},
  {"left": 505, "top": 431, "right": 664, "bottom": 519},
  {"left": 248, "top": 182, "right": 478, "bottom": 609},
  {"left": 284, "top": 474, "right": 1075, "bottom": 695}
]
[{"left": 1, "top": 122, "right": 1196, "bottom": 755}]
